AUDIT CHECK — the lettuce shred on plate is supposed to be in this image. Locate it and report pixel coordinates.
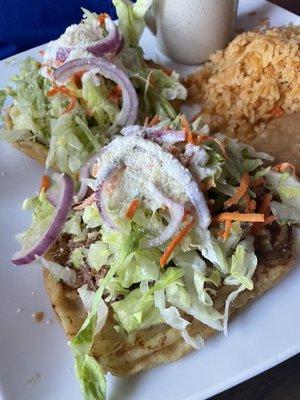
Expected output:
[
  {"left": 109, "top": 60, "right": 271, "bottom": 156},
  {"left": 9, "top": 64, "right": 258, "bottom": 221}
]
[
  {"left": 0, "top": 0, "right": 186, "bottom": 174},
  {"left": 16, "top": 115, "right": 300, "bottom": 399}
]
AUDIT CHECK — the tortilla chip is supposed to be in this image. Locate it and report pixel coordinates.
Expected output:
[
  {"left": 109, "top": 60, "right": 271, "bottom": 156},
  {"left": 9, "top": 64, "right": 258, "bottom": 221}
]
[{"left": 43, "top": 226, "right": 296, "bottom": 377}]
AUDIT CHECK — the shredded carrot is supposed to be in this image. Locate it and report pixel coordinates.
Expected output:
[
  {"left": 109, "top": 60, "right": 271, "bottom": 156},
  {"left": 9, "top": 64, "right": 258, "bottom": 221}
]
[
  {"left": 72, "top": 71, "right": 85, "bottom": 89},
  {"left": 160, "top": 217, "right": 195, "bottom": 267},
  {"left": 73, "top": 194, "right": 96, "bottom": 210},
  {"left": 251, "top": 193, "right": 273, "bottom": 235},
  {"left": 272, "top": 162, "right": 296, "bottom": 176},
  {"left": 222, "top": 220, "right": 233, "bottom": 241},
  {"left": 180, "top": 115, "right": 194, "bottom": 144},
  {"left": 186, "top": 130, "right": 194, "bottom": 144},
  {"left": 47, "top": 86, "right": 71, "bottom": 97},
  {"left": 215, "top": 212, "right": 265, "bottom": 223},
  {"left": 98, "top": 13, "right": 108, "bottom": 25},
  {"left": 125, "top": 199, "right": 140, "bottom": 220},
  {"left": 40, "top": 175, "right": 50, "bottom": 192},
  {"left": 242, "top": 192, "right": 251, "bottom": 212},
  {"left": 47, "top": 85, "right": 77, "bottom": 113},
  {"left": 63, "top": 97, "right": 77, "bottom": 114},
  {"left": 224, "top": 173, "right": 250, "bottom": 208},
  {"left": 270, "top": 106, "right": 284, "bottom": 119},
  {"left": 108, "top": 85, "right": 122, "bottom": 104},
  {"left": 149, "top": 115, "right": 160, "bottom": 127},
  {"left": 143, "top": 116, "right": 149, "bottom": 127}
]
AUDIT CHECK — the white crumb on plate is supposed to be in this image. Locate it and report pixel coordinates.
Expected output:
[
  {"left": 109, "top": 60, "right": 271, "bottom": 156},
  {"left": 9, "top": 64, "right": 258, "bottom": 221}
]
[{"left": 26, "top": 372, "right": 40, "bottom": 385}]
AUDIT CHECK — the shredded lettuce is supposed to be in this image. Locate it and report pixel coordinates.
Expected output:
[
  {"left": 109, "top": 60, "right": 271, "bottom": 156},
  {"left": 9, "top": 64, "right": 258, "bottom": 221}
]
[
  {"left": 70, "top": 230, "right": 141, "bottom": 400},
  {"left": 116, "top": 250, "right": 160, "bottom": 288},
  {"left": 225, "top": 244, "right": 257, "bottom": 290},
  {"left": 46, "top": 111, "right": 95, "bottom": 174},
  {"left": 113, "top": 0, "right": 153, "bottom": 47},
  {"left": 63, "top": 212, "right": 85, "bottom": 238},
  {"left": 87, "top": 242, "right": 110, "bottom": 271},
  {"left": 265, "top": 170, "right": 300, "bottom": 223},
  {"left": 81, "top": 75, "right": 119, "bottom": 131},
  {"left": 1, "top": 4, "right": 188, "bottom": 175},
  {"left": 18, "top": 191, "right": 55, "bottom": 251},
  {"left": 38, "top": 257, "right": 77, "bottom": 286},
  {"left": 7, "top": 58, "right": 51, "bottom": 139},
  {"left": 83, "top": 205, "right": 102, "bottom": 229},
  {"left": 223, "top": 284, "right": 245, "bottom": 336},
  {"left": 154, "top": 289, "right": 204, "bottom": 349},
  {"left": 78, "top": 285, "right": 108, "bottom": 333},
  {"left": 74, "top": 354, "right": 107, "bottom": 400},
  {"left": 173, "top": 251, "right": 223, "bottom": 331},
  {"left": 112, "top": 266, "right": 185, "bottom": 332},
  {"left": 70, "top": 247, "right": 86, "bottom": 269}
]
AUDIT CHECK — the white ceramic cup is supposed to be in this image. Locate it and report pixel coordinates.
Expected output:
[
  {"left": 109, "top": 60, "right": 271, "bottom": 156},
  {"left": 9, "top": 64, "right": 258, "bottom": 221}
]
[{"left": 146, "top": 0, "right": 239, "bottom": 65}]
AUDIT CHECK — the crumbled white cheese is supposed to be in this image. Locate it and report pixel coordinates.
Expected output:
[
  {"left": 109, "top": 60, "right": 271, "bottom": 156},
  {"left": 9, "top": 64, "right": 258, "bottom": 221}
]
[
  {"left": 42, "top": 19, "right": 103, "bottom": 77},
  {"left": 99, "top": 136, "right": 189, "bottom": 208},
  {"left": 97, "top": 135, "right": 211, "bottom": 228},
  {"left": 60, "top": 20, "right": 102, "bottom": 47},
  {"left": 185, "top": 143, "right": 209, "bottom": 166}
]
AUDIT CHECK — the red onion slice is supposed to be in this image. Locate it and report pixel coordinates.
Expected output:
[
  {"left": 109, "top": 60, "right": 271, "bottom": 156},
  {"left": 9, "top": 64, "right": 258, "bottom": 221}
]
[
  {"left": 94, "top": 136, "right": 211, "bottom": 230},
  {"left": 95, "top": 163, "right": 124, "bottom": 230},
  {"left": 121, "top": 125, "right": 185, "bottom": 145},
  {"left": 145, "top": 183, "right": 185, "bottom": 248},
  {"left": 12, "top": 174, "right": 74, "bottom": 265},
  {"left": 86, "top": 18, "right": 123, "bottom": 57},
  {"left": 54, "top": 57, "right": 138, "bottom": 126}
]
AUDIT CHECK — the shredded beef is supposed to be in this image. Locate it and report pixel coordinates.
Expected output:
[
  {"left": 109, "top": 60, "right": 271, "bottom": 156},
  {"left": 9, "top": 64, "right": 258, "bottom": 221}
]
[
  {"left": 76, "top": 265, "right": 109, "bottom": 291},
  {"left": 51, "top": 234, "right": 71, "bottom": 265},
  {"left": 68, "top": 230, "right": 100, "bottom": 252}
]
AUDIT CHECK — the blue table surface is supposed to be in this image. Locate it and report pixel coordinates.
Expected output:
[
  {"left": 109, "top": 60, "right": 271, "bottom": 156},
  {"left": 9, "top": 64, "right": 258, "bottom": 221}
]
[{"left": 0, "top": 0, "right": 117, "bottom": 60}]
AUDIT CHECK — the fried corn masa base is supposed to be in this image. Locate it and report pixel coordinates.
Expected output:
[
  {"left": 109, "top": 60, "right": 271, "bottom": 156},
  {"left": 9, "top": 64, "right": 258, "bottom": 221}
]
[
  {"left": 5, "top": 111, "right": 52, "bottom": 169},
  {"left": 43, "top": 225, "right": 296, "bottom": 377}
]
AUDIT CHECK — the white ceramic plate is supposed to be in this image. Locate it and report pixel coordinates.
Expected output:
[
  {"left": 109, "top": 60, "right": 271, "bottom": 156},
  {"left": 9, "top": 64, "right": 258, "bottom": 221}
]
[{"left": 0, "top": 1, "right": 299, "bottom": 399}]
